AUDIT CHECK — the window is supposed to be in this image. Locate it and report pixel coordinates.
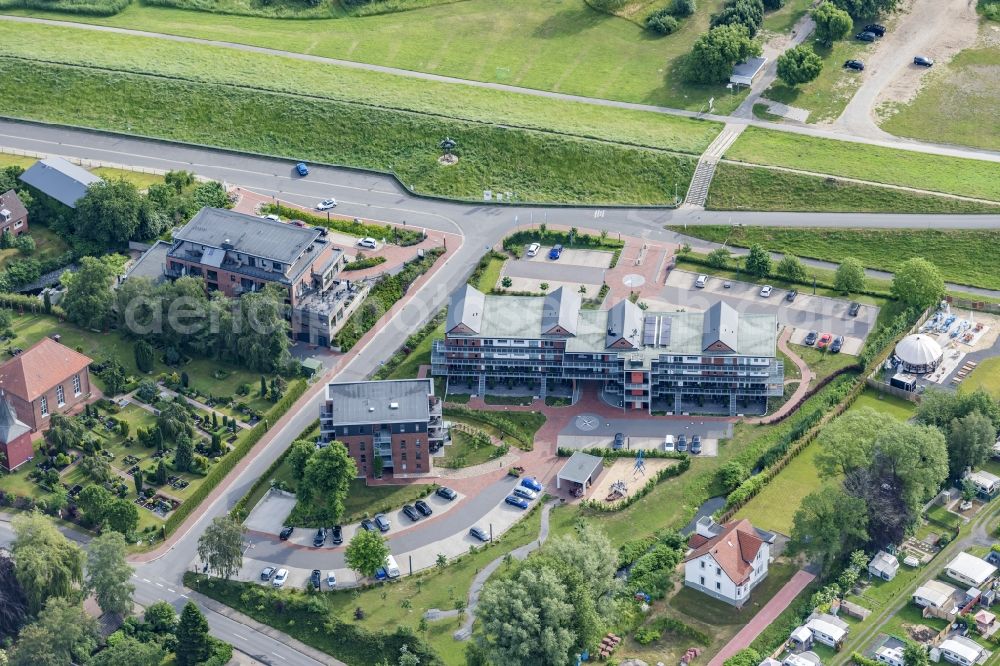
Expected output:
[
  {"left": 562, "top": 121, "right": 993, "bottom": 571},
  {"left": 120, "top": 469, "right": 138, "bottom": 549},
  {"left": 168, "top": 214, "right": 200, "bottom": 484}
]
[
  {"left": 416, "top": 452, "right": 422, "bottom": 460},
  {"left": 699, "top": 576, "right": 705, "bottom": 585},
  {"left": 56, "top": 385, "right": 65, "bottom": 406},
  {"left": 716, "top": 582, "right": 721, "bottom": 590},
  {"left": 700, "top": 561, "right": 705, "bottom": 569},
  {"left": 400, "top": 440, "right": 407, "bottom": 448},
  {"left": 72, "top": 374, "right": 81, "bottom": 395},
  {"left": 360, "top": 455, "right": 366, "bottom": 463},
  {"left": 716, "top": 567, "right": 721, "bottom": 576},
  {"left": 40, "top": 395, "right": 48, "bottom": 417}
]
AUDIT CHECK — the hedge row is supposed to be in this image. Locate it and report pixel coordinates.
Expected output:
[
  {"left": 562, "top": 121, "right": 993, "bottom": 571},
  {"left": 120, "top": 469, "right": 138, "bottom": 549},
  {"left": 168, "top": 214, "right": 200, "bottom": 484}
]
[
  {"left": 372, "top": 308, "right": 446, "bottom": 381},
  {"left": 0, "top": 0, "right": 130, "bottom": 16},
  {"left": 581, "top": 456, "right": 691, "bottom": 512},
  {"left": 342, "top": 256, "right": 387, "bottom": 271},
  {"left": 0, "top": 292, "right": 66, "bottom": 318},
  {"left": 556, "top": 447, "right": 688, "bottom": 461},
  {"left": 164, "top": 378, "right": 307, "bottom": 534},
  {"left": 262, "top": 204, "right": 425, "bottom": 246}
]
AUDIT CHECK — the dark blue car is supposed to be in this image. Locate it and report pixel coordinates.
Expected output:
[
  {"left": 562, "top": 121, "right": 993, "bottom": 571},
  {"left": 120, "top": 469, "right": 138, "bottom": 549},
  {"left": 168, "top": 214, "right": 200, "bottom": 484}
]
[
  {"left": 505, "top": 495, "right": 529, "bottom": 510},
  {"left": 295, "top": 162, "right": 310, "bottom": 176},
  {"left": 520, "top": 477, "right": 542, "bottom": 492},
  {"left": 548, "top": 244, "right": 563, "bottom": 260}
]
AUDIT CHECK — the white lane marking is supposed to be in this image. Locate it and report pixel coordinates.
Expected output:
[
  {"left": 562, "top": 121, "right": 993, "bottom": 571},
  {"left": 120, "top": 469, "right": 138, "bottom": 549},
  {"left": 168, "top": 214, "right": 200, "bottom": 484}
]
[
  {"left": 142, "top": 578, "right": 151, "bottom": 583},
  {"left": 234, "top": 634, "right": 248, "bottom": 641},
  {"left": 167, "top": 588, "right": 176, "bottom": 593},
  {"left": 155, "top": 582, "right": 164, "bottom": 587},
  {"left": 272, "top": 652, "right": 287, "bottom": 661},
  {"left": 180, "top": 594, "right": 189, "bottom": 599}
]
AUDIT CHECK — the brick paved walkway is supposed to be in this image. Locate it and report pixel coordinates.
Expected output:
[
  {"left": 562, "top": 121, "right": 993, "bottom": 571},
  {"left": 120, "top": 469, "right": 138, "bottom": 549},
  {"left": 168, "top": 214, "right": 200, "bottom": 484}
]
[{"left": 746, "top": 327, "right": 813, "bottom": 425}]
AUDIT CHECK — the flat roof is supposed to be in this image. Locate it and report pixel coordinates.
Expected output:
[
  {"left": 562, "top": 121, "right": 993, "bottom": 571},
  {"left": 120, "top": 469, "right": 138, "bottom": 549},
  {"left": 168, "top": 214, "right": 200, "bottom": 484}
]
[
  {"left": 557, "top": 451, "right": 603, "bottom": 484},
  {"left": 124, "top": 240, "right": 171, "bottom": 283},
  {"left": 947, "top": 552, "right": 997, "bottom": 584},
  {"left": 175, "top": 208, "right": 321, "bottom": 266},
  {"left": 325, "top": 379, "right": 432, "bottom": 425},
  {"left": 732, "top": 56, "right": 768, "bottom": 78}
]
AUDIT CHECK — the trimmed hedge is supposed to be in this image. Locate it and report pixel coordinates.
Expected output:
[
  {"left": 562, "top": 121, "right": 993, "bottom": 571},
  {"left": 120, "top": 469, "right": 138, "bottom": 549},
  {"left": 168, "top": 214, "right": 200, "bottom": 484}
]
[
  {"left": 343, "top": 256, "right": 387, "bottom": 271},
  {"left": 261, "top": 204, "right": 425, "bottom": 246},
  {"left": 557, "top": 447, "right": 688, "bottom": 461}
]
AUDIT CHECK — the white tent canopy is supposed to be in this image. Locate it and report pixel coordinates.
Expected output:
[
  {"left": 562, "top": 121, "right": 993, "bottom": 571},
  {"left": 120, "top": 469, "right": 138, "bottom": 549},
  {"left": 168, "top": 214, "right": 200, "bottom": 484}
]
[{"left": 895, "top": 334, "right": 943, "bottom": 373}]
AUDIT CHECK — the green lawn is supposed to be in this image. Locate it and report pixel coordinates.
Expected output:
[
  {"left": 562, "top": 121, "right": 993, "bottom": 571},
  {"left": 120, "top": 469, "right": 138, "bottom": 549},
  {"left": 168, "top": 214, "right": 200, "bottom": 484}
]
[
  {"left": 0, "top": 224, "right": 73, "bottom": 271},
  {"left": 879, "top": 602, "right": 947, "bottom": 642},
  {"left": 725, "top": 127, "right": 1000, "bottom": 202},
  {"left": 792, "top": 344, "right": 861, "bottom": 385},
  {"left": 671, "top": 225, "right": 1000, "bottom": 291},
  {"left": 761, "top": 0, "right": 813, "bottom": 33},
  {"left": 959, "top": 356, "right": 1000, "bottom": 398},
  {"left": 473, "top": 257, "right": 505, "bottom": 292},
  {"left": 436, "top": 429, "right": 499, "bottom": 469},
  {"left": 668, "top": 562, "right": 799, "bottom": 625},
  {"left": 847, "top": 388, "right": 916, "bottom": 420},
  {"left": 0, "top": 57, "right": 695, "bottom": 205},
  {"left": 4, "top": 0, "right": 748, "bottom": 114},
  {"left": 341, "top": 480, "right": 438, "bottom": 524},
  {"left": 706, "top": 162, "right": 999, "bottom": 214},
  {"left": 90, "top": 166, "right": 165, "bottom": 189},
  {"left": 385, "top": 321, "right": 444, "bottom": 381}
]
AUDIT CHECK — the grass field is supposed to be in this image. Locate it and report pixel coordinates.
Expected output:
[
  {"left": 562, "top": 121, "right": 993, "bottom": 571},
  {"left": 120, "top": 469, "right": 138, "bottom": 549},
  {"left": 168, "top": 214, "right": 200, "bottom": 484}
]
[
  {"left": 847, "top": 388, "right": 916, "bottom": 420},
  {"left": 960, "top": 357, "right": 1000, "bottom": 399},
  {"left": 5, "top": 0, "right": 747, "bottom": 113},
  {"left": 880, "top": 44, "right": 1000, "bottom": 151},
  {"left": 725, "top": 127, "right": 1000, "bottom": 202},
  {"left": 0, "top": 224, "right": 71, "bottom": 270},
  {"left": 670, "top": 225, "right": 1000, "bottom": 291},
  {"left": 140, "top": 0, "right": 454, "bottom": 19},
  {"left": 0, "top": 57, "right": 695, "bottom": 205},
  {"left": 790, "top": 344, "right": 860, "bottom": 385},
  {"left": 705, "top": 163, "right": 1000, "bottom": 214},
  {"left": 90, "top": 166, "right": 164, "bottom": 189}
]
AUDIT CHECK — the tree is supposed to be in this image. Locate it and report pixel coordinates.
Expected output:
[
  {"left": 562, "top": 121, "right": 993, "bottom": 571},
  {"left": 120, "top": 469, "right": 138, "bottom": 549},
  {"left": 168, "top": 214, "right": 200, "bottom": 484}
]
[
  {"left": 547, "top": 524, "right": 618, "bottom": 599},
  {"left": 917, "top": 388, "right": 1000, "bottom": 432},
  {"left": 77, "top": 484, "right": 114, "bottom": 527},
  {"left": 812, "top": 1, "right": 852, "bottom": 45},
  {"left": 478, "top": 562, "right": 577, "bottom": 666},
  {"left": 892, "top": 257, "right": 944, "bottom": 309},
  {"left": 144, "top": 600, "right": 178, "bottom": 634},
  {"left": 830, "top": 0, "right": 897, "bottom": 18},
  {"left": 297, "top": 444, "right": 358, "bottom": 524},
  {"left": 744, "top": 243, "right": 772, "bottom": 277},
  {"left": 173, "top": 433, "right": 194, "bottom": 473},
  {"left": 197, "top": 516, "right": 245, "bottom": 580},
  {"left": 777, "top": 45, "right": 823, "bottom": 86},
  {"left": 86, "top": 531, "right": 134, "bottom": 617},
  {"left": 105, "top": 498, "right": 140, "bottom": 536},
  {"left": 815, "top": 407, "right": 886, "bottom": 477},
  {"left": 719, "top": 460, "right": 750, "bottom": 492},
  {"left": 157, "top": 400, "right": 191, "bottom": 441},
  {"left": 791, "top": 487, "right": 869, "bottom": 574},
  {"left": 287, "top": 440, "right": 315, "bottom": 481},
  {"left": 725, "top": 649, "right": 763, "bottom": 666},
  {"left": 90, "top": 637, "right": 166, "bottom": 666},
  {"left": 345, "top": 529, "right": 390, "bottom": 578},
  {"left": 673, "top": 0, "right": 696, "bottom": 15},
  {"left": 44, "top": 414, "right": 86, "bottom": 453},
  {"left": 707, "top": 247, "right": 732, "bottom": 268},
  {"left": 135, "top": 340, "right": 155, "bottom": 373},
  {"left": 686, "top": 24, "right": 762, "bottom": 84},
  {"left": 947, "top": 411, "right": 996, "bottom": 480},
  {"left": 397, "top": 644, "right": 421, "bottom": 666},
  {"left": 175, "top": 602, "right": 211, "bottom": 666},
  {"left": 903, "top": 642, "right": 929, "bottom": 666},
  {"left": 134, "top": 467, "right": 144, "bottom": 496},
  {"left": 74, "top": 178, "right": 144, "bottom": 248},
  {"left": 61, "top": 257, "right": 116, "bottom": 330},
  {"left": 136, "top": 379, "right": 158, "bottom": 403},
  {"left": 0, "top": 554, "right": 28, "bottom": 641},
  {"left": 647, "top": 10, "right": 679, "bottom": 34},
  {"left": 9, "top": 597, "right": 98, "bottom": 666},
  {"left": 835, "top": 257, "right": 867, "bottom": 294},
  {"left": 711, "top": 0, "right": 765, "bottom": 36},
  {"left": 155, "top": 459, "right": 168, "bottom": 485},
  {"left": 79, "top": 454, "right": 113, "bottom": 484},
  {"left": 776, "top": 254, "right": 807, "bottom": 282}
]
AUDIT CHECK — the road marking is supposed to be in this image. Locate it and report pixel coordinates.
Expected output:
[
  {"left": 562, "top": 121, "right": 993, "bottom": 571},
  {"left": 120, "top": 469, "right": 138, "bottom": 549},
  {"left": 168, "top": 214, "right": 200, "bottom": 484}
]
[
  {"left": 272, "top": 652, "right": 287, "bottom": 661},
  {"left": 234, "top": 634, "right": 248, "bottom": 641},
  {"left": 142, "top": 578, "right": 151, "bottom": 583},
  {"left": 167, "top": 588, "right": 176, "bottom": 593},
  {"left": 155, "top": 582, "right": 164, "bottom": 587},
  {"left": 594, "top": 209, "right": 605, "bottom": 218},
  {"left": 180, "top": 594, "right": 189, "bottom": 599}
]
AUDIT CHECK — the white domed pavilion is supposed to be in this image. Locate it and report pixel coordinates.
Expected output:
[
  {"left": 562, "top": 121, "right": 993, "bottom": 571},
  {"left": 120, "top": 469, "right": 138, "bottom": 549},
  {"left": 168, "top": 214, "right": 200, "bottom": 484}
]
[{"left": 895, "top": 334, "right": 944, "bottom": 374}]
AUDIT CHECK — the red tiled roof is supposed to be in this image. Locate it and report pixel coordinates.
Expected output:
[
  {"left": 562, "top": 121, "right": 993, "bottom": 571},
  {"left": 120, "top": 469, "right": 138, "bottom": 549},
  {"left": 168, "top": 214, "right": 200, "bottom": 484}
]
[
  {"left": 685, "top": 519, "right": 765, "bottom": 585},
  {"left": 0, "top": 338, "right": 92, "bottom": 402}
]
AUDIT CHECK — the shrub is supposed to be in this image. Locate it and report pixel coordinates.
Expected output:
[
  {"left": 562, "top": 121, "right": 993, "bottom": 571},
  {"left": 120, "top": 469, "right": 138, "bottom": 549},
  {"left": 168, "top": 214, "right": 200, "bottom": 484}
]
[
  {"left": 647, "top": 9, "right": 680, "bottom": 33},
  {"left": 634, "top": 627, "right": 661, "bottom": 645},
  {"left": 673, "top": 0, "right": 696, "bottom": 15},
  {"left": 343, "top": 256, "right": 387, "bottom": 271}
]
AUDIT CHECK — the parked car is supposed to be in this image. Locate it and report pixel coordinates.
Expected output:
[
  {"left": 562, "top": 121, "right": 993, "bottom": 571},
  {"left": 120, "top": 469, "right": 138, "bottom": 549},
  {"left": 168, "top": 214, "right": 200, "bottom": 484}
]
[
  {"left": 526, "top": 243, "right": 541, "bottom": 257},
  {"left": 260, "top": 566, "right": 276, "bottom": 581},
  {"left": 375, "top": 567, "right": 388, "bottom": 581},
  {"left": 265, "top": 214, "right": 281, "bottom": 222},
  {"left": 357, "top": 237, "right": 377, "bottom": 250},
  {"left": 331, "top": 525, "right": 343, "bottom": 545},
  {"left": 786, "top": 289, "right": 798, "bottom": 302},
  {"left": 677, "top": 434, "right": 687, "bottom": 453},
  {"left": 849, "top": 301, "right": 861, "bottom": 317},
  {"left": 520, "top": 477, "right": 543, "bottom": 492},
  {"left": 864, "top": 23, "right": 886, "bottom": 36},
  {"left": 804, "top": 330, "right": 818, "bottom": 346},
  {"left": 279, "top": 526, "right": 294, "bottom": 541},
  {"left": 414, "top": 500, "right": 433, "bottom": 517},
  {"left": 505, "top": 495, "right": 530, "bottom": 510},
  {"left": 513, "top": 487, "right": 537, "bottom": 500},
  {"left": 843, "top": 59, "right": 865, "bottom": 71},
  {"left": 695, "top": 274, "right": 708, "bottom": 289},
  {"left": 374, "top": 514, "right": 391, "bottom": 532},
  {"left": 326, "top": 571, "right": 337, "bottom": 588},
  {"left": 613, "top": 432, "right": 625, "bottom": 450},
  {"left": 856, "top": 31, "right": 877, "bottom": 42},
  {"left": 831, "top": 336, "right": 844, "bottom": 353},
  {"left": 272, "top": 569, "right": 288, "bottom": 588},
  {"left": 690, "top": 435, "right": 702, "bottom": 455},
  {"left": 548, "top": 244, "right": 563, "bottom": 260},
  {"left": 663, "top": 434, "right": 675, "bottom": 452},
  {"left": 360, "top": 518, "right": 375, "bottom": 532},
  {"left": 313, "top": 528, "right": 326, "bottom": 547},
  {"left": 913, "top": 56, "right": 934, "bottom": 67},
  {"left": 469, "top": 527, "right": 489, "bottom": 542},
  {"left": 436, "top": 487, "right": 458, "bottom": 501},
  {"left": 310, "top": 569, "right": 322, "bottom": 589},
  {"left": 402, "top": 504, "right": 420, "bottom": 521},
  {"left": 295, "top": 162, "right": 310, "bottom": 176},
  {"left": 759, "top": 285, "right": 773, "bottom": 298},
  {"left": 817, "top": 333, "right": 833, "bottom": 349},
  {"left": 316, "top": 199, "right": 337, "bottom": 210}
]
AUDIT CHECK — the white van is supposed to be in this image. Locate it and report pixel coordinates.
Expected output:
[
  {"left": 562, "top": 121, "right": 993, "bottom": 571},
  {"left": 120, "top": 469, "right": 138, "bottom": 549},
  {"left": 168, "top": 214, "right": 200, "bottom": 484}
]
[
  {"left": 384, "top": 555, "right": 401, "bottom": 579},
  {"left": 695, "top": 275, "right": 708, "bottom": 288},
  {"left": 663, "top": 435, "right": 675, "bottom": 452}
]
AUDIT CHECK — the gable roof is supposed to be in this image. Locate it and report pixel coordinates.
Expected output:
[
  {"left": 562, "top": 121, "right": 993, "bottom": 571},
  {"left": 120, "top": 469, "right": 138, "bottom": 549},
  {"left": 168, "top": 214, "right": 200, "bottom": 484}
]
[
  {"left": 702, "top": 301, "right": 739, "bottom": 353},
  {"left": 18, "top": 157, "right": 101, "bottom": 208},
  {"left": 947, "top": 552, "right": 997, "bottom": 585},
  {"left": 175, "top": 208, "right": 321, "bottom": 266},
  {"left": 446, "top": 284, "right": 485, "bottom": 335},
  {"left": 684, "top": 519, "right": 767, "bottom": 585},
  {"left": 541, "top": 287, "right": 580, "bottom": 336},
  {"left": 605, "top": 299, "right": 643, "bottom": 349},
  {"left": 0, "top": 398, "right": 30, "bottom": 443},
  {"left": 0, "top": 338, "right": 92, "bottom": 402},
  {"left": 868, "top": 551, "right": 899, "bottom": 575},
  {"left": 0, "top": 190, "right": 28, "bottom": 223},
  {"left": 914, "top": 579, "right": 959, "bottom": 608}
]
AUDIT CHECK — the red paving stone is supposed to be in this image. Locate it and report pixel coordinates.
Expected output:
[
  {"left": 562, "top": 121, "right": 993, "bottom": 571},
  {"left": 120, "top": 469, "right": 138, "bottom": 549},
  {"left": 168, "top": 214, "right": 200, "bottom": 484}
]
[
  {"left": 746, "top": 327, "right": 812, "bottom": 425},
  {"left": 708, "top": 569, "right": 816, "bottom": 666}
]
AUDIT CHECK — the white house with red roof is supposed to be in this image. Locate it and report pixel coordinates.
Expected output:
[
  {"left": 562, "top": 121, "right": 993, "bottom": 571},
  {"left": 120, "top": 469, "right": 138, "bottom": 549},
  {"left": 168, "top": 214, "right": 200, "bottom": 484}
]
[{"left": 683, "top": 516, "right": 776, "bottom": 607}]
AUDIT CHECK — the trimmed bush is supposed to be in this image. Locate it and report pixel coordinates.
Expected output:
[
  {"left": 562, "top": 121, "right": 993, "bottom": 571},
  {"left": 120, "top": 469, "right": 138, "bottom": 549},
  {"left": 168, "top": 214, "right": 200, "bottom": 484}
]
[
  {"left": 673, "top": 0, "right": 697, "bottom": 15},
  {"left": 342, "top": 256, "right": 387, "bottom": 271},
  {"left": 647, "top": 11, "right": 680, "bottom": 34}
]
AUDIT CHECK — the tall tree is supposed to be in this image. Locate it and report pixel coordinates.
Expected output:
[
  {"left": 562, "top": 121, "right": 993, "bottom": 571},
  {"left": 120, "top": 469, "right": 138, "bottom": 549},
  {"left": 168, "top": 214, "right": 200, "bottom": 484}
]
[
  {"left": 903, "top": 642, "right": 929, "bottom": 666},
  {"left": 79, "top": 454, "right": 113, "bottom": 484},
  {"left": 9, "top": 597, "right": 98, "bottom": 666},
  {"left": 776, "top": 46, "right": 823, "bottom": 86},
  {"left": 86, "top": 531, "right": 135, "bottom": 617},
  {"left": 173, "top": 433, "right": 194, "bottom": 473},
  {"left": 144, "top": 600, "right": 178, "bottom": 634},
  {"left": 77, "top": 484, "right": 114, "bottom": 527},
  {"left": 835, "top": 257, "right": 867, "bottom": 294},
  {"left": 297, "top": 444, "right": 358, "bottom": 524},
  {"left": 917, "top": 388, "right": 1000, "bottom": 433},
  {"left": 197, "top": 516, "right": 245, "bottom": 580},
  {"left": 90, "top": 637, "right": 166, "bottom": 666},
  {"left": 812, "top": 1, "right": 852, "bottom": 45},
  {"left": 44, "top": 414, "right": 87, "bottom": 453},
  {"left": 776, "top": 254, "right": 807, "bottom": 282},
  {"left": 134, "top": 340, "right": 155, "bottom": 374},
  {"left": 891, "top": 258, "right": 945, "bottom": 309},
  {"left": 685, "top": 24, "right": 762, "bottom": 84},
  {"left": 60, "top": 257, "right": 116, "bottom": 330},
  {"left": 815, "top": 407, "right": 887, "bottom": 477},
  {"left": 74, "top": 178, "right": 144, "bottom": 248},
  {"left": 157, "top": 400, "right": 191, "bottom": 441},
  {"left": 106, "top": 498, "right": 140, "bottom": 536},
  {"left": 791, "top": 487, "right": 869, "bottom": 574},
  {"left": 830, "top": 0, "right": 897, "bottom": 18},
  {"left": 286, "top": 440, "right": 315, "bottom": 481},
  {"left": 547, "top": 524, "right": 619, "bottom": 600},
  {"left": 345, "top": 529, "right": 390, "bottom": 578},
  {"left": 0, "top": 554, "right": 28, "bottom": 640},
  {"left": 11, "top": 513, "right": 85, "bottom": 616},
  {"left": 947, "top": 411, "right": 996, "bottom": 480},
  {"left": 744, "top": 243, "right": 772, "bottom": 277},
  {"left": 175, "top": 602, "right": 212, "bottom": 666}
]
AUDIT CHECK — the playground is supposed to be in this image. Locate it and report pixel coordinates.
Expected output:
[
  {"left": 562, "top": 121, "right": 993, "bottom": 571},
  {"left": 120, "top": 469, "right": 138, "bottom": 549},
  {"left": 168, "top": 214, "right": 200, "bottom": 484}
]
[{"left": 588, "top": 456, "right": 681, "bottom": 503}]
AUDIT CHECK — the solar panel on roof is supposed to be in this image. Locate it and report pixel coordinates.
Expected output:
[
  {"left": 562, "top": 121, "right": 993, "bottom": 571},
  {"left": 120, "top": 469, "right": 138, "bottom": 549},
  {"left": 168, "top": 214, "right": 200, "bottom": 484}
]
[
  {"left": 643, "top": 316, "right": 658, "bottom": 346},
  {"left": 658, "top": 318, "right": 672, "bottom": 347}
]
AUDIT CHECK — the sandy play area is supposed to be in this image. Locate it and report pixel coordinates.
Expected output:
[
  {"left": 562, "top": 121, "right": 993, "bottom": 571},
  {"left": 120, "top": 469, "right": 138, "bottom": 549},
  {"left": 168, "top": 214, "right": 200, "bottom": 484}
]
[{"left": 587, "top": 457, "right": 681, "bottom": 503}]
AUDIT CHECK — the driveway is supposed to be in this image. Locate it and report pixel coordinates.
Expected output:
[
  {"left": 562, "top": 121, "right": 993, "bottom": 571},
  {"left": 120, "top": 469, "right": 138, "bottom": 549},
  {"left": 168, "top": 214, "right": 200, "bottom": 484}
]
[{"left": 661, "top": 270, "right": 879, "bottom": 340}]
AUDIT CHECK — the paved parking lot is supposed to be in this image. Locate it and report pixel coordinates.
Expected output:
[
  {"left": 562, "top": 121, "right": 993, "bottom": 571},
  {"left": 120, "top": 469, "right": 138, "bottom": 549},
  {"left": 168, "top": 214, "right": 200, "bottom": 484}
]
[
  {"left": 523, "top": 247, "right": 614, "bottom": 268},
  {"left": 661, "top": 270, "right": 879, "bottom": 341},
  {"left": 787, "top": 328, "right": 864, "bottom": 356},
  {"left": 504, "top": 257, "right": 606, "bottom": 286}
]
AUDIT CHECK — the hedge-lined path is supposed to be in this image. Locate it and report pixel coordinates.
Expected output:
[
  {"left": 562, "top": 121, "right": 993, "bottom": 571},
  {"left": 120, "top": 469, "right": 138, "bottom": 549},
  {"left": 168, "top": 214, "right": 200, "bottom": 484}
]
[{"left": 746, "top": 327, "right": 812, "bottom": 425}]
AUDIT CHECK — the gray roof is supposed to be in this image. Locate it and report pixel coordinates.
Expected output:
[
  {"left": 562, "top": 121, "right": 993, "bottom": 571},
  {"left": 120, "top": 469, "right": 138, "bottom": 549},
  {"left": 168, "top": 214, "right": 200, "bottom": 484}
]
[
  {"left": 0, "top": 190, "right": 28, "bottom": 223},
  {"left": 702, "top": 301, "right": 739, "bottom": 352},
  {"left": 557, "top": 451, "right": 603, "bottom": 485},
  {"left": 325, "top": 379, "right": 433, "bottom": 425},
  {"left": 175, "top": 208, "right": 320, "bottom": 265},
  {"left": 446, "top": 284, "right": 485, "bottom": 335},
  {"left": 124, "top": 240, "right": 171, "bottom": 284},
  {"left": 18, "top": 157, "right": 101, "bottom": 208},
  {"left": 868, "top": 551, "right": 899, "bottom": 574},
  {"left": 732, "top": 56, "right": 768, "bottom": 79},
  {"left": 606, "top": 300, "right": 644, "bottom": 348},
  {"left": 0, "top": 398, "right": 30, "bottom": 443},
  {"left": 541, "top": 287, "right": 581, "bottom": 336}
]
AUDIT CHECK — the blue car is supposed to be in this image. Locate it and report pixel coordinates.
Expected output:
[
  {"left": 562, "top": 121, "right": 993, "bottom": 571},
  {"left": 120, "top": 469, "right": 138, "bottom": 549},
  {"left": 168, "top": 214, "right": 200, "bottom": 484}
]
[
  {"left": 520, "top": 477, "right": 542, "bottom": 492},
  {"left": 374, "top": 567, "right": 387, "bottom": 581},
  {"left": 505, "top": 495, "right": 529, "bottom": 510},
  {"left": 548, "top": 244, "right": 563, "bottom": 260},
  {"left": 295, "top": 162, "right": 310, "bottom": 176}
]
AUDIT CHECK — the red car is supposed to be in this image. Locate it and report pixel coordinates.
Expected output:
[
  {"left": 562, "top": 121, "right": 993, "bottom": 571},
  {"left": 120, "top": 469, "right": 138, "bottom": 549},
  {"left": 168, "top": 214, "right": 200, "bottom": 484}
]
[{"left": 816, "top": 333, "right": 833, "bottom": 349}]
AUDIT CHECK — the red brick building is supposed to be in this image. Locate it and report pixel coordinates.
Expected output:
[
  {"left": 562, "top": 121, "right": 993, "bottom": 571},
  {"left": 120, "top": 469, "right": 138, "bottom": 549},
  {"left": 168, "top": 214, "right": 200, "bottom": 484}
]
[
  {"left": 0, "top": 397, "right": 33, "bottom": 471},
  {"left": 0, "top": 190, "right": 28, "bottom": 238},
  {"left": 0, "top": 338, "right": 93, "bottom": 431}
]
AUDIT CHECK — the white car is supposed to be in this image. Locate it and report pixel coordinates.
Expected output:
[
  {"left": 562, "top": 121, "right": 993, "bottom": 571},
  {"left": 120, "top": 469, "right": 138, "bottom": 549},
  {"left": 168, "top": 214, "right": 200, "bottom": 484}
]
[
  {"left": 316, "top": 199, "right": 337, "bottom": 210},
  {"left": 526, "top": 243, "right": 541, "bottom": 257},
  {"left": 264, "top": 214, "right": 281, "bottom": 222},
  {"left": 663, "top": 434, "right": 675, "bottom": 452},
  {"left": 759, "top": 285, "right": 773, "bottom": 298},
  {"left": 357, "top": 237, "right": 377, "bottom": 250},
  {"left": 326, "top": 571, "right": 337, "bottom": 588},
  {"left": 272, "top": 569, "right": 288, "bottom": 588}
]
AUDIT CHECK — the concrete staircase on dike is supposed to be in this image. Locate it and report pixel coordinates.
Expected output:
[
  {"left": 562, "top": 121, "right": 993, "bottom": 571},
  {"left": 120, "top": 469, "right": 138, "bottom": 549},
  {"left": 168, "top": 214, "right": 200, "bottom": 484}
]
[{"left": 684, "top": 124, "right": 746, "bottom": 208}]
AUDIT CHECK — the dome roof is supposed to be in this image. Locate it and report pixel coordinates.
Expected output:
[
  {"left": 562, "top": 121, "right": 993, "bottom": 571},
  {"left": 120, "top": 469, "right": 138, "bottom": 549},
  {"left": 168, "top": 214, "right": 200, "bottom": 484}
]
[{"left": 895, "top": 334, "right": 943, "bottom": 367}]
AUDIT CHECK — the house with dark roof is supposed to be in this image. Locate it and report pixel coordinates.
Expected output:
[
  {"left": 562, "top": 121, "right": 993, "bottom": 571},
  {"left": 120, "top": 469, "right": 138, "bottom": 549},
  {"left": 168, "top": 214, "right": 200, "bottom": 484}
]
[
  {"left": 18, "top": 157, "right": 101, "bottom": 209},
  {"left": 0, "top": 397, "right": 33, "bottom": 471},
  {"left": 0, "top": 190, "right": 28, "bottom": 238},
  {"left": 0, "top": 338, "right": 92, "bottom": 431},
  {"left": 683, "top": 516, "right": 775, "bottom": 607}
]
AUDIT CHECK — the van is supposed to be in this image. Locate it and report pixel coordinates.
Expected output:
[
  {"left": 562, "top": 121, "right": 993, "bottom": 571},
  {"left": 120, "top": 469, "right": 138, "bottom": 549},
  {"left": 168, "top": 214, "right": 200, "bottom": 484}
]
[
  {"left": 385, "top": 555, "right": 401, "bottom": 579},
  {"left": 663, "top": 435, "right": 675, "bottom": 452},
  {"left": 695, "top": 275, "right": 707, "bottom": 288}
]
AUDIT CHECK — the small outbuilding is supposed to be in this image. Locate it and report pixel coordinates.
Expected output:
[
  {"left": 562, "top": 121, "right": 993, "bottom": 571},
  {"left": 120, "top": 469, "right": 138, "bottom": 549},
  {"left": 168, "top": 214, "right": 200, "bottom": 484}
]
[
  {"left": 18, "top": 156, "right": 101, "bottom": 209},
  {"left": 894, "top": 334, "right": 944, "bottom": 374},
  {"left": 556, "top": 451, "right": 603, "bottom": 492},
  {"left": 945, "top": 552, "right": 997, "bottom": 588},
  {"left": 967, "top": 470, "right": 1000, "bottom": 499},
  {"left": 730, "top": 56, "right": 768, "bottom": 86},
  {"left": 869, "top": 551, "right": 900, "bottom": 581}
]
